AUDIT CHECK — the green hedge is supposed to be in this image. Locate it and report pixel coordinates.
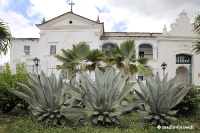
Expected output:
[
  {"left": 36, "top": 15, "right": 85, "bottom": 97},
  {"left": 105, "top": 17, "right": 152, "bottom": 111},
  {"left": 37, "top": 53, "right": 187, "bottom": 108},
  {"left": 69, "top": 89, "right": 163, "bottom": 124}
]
[{"left": 0, "top": 62, "right": 29, "bottom": 113}]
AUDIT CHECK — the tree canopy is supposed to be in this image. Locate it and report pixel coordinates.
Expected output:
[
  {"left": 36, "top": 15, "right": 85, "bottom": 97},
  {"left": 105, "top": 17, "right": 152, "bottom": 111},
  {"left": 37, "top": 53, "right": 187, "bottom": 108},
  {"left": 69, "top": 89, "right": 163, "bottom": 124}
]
[
  {"left": 0, "top": 19, "right": 12, "bottom": 56},
  {"left": 102, "top": 40, "right": 151, "bottom": 75},
  {"left": 193, "top": 13, "right": 200, "bottom": 54},
  {"left": 55, "top": 42, "right": 104, "bottom": 75}
]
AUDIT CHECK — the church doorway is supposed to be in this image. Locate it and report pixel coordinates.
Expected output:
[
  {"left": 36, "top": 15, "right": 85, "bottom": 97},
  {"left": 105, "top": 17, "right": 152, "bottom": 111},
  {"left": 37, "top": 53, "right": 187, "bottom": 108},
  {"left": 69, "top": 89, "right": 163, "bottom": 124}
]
[
  {"left": 176, "top": 54, "right": 192, "bottom": 84},
  {"left": 102, "top": 43, "right": 114, "bottom": 57},
  {"left": 176, "top": 67, "right": 189, "bottom": 86}
]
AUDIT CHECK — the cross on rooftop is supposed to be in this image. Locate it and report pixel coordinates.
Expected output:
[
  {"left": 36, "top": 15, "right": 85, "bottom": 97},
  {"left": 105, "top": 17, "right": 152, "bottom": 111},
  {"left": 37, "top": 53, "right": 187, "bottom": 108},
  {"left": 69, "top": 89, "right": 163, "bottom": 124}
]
[{"left": 69, "top": 0, "right": 75, "bottom": 12}]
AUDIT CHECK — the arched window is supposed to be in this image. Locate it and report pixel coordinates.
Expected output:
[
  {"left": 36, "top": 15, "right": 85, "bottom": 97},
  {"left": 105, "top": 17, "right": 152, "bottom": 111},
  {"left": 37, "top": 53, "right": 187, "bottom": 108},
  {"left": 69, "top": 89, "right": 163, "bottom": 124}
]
[
  {"left": 176, "top": 54, "right": 191, "bottom": 64},
  {"left": 138, "top": 44, "right": 153, "bottom": 59},
  {"left": 102, "top": 43, "right": 114, "bottom": 57}
]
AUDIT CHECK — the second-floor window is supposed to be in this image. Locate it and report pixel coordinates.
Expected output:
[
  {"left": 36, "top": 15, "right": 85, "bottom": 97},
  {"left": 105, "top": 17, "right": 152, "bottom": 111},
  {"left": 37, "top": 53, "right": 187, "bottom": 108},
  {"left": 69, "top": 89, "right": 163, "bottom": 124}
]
[
  {"left": 50, "top": 45, "right": 56, "bottom": 55},
  {"left": 24, "top": 46, "right": 30, "bottom": 55}
]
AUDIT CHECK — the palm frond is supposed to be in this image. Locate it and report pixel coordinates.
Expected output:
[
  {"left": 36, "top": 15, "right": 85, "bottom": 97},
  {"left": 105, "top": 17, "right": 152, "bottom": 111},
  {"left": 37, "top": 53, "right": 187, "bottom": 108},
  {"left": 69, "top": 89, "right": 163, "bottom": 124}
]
[
  {"left": 61, "top": 49, "right": 77, "bottom": 61},
  {"left": 136, "top": 58, "right": 148, "bottom": 65},
  {"left": 74, "top": 42, "right": 90, "bottom": 60},
  {"left": 129, "top": 64, "right": 138, "bottom": 74},
  {"left": 54, "top": 54, "right": 70, "bottom": 64},
  {"left": 101, "top": 57, "right": 115, "bottom": 66},
  {"left": 192, "top": 39, "right": 200, "bottom": 54},
  {"left": 119, "top": 40, "right": 135, "bottom": 58},
  {"left": 109, "top": 43, "right": 121, "bottom": 57},
  {"left": 0, "top": 19, "right": 12, "bottom": 56},
  {"left": 113, "top": 54, "right": 124, "bottom": 63},
  {"left": 56, "top": 65, "right": 69, "bottom": 70},
  {"left": 86, "top": 49, "right": 104, "bottom": 62},
  {"left": 137, "top": 63, "right": 152, "bottom": 76},
  {"left": 193, "top": 13, "right": 200, "bottom": 34},
  {"left": 115, "top": 62, "right": 125, "bottom": 69}
]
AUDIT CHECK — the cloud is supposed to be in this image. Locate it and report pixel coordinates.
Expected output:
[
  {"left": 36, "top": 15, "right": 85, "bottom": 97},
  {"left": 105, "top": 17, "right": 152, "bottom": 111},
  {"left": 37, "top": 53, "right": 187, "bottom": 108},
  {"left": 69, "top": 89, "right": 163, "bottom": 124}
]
[
  {"left": 0, "top": 0, "right": 10, "bottom": 7},
  {"left": 76, "top": 0, "right": 200, "bottom": 32},
  {"left": 0, "top": 8, "right": 40, "bottom": 38},
  {"left": 27, "top": 0, "right": 68, "bottom": 20}
]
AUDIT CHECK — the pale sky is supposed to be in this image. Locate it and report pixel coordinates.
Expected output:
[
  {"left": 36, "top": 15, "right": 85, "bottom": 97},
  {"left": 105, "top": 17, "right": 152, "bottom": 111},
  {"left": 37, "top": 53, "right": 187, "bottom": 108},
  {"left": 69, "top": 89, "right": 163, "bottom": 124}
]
[{"left": 0, "top": 0, "right": 200, "bottom": 65}]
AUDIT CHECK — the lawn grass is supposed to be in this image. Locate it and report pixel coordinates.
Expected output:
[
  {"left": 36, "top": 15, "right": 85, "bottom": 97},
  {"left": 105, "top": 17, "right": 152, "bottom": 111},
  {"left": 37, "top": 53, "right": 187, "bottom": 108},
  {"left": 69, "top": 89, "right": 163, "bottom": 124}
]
[{"left": 0, "top": 110, "right": 200, "bottom": 133}]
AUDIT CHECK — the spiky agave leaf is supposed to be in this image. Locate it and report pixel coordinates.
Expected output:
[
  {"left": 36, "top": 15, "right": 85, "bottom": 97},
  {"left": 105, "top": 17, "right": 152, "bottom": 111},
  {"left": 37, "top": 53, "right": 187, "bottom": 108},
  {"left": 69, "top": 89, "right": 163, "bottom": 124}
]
[
  {"left": 9, "top": 70, "right": 74, "bottom": 125},
  {"left": 134, "top": 73, "right": 193, "bottom": 126},
  {"left": 61, "top": 67, "right": 143, "bottom": 126}
]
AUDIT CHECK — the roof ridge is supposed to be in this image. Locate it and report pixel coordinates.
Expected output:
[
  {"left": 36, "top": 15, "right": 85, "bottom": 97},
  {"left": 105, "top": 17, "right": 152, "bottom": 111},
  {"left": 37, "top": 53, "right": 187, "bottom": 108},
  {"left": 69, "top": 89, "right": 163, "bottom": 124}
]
[{"left": 36, "top": 12, "right": 103, "bottom": 26}]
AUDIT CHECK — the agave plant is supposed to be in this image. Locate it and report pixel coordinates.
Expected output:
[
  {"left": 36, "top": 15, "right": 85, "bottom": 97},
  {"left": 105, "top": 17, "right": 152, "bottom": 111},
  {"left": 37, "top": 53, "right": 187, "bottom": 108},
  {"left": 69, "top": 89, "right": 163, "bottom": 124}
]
[
  {"left": 9, "top": 71, "right": 72, "bottom": 125},
  {"left": 134, "top": 73, "right": 194, "bottom": 126},
  {"left": 61, "top": 67, "right": 143, "bottom": 126}
]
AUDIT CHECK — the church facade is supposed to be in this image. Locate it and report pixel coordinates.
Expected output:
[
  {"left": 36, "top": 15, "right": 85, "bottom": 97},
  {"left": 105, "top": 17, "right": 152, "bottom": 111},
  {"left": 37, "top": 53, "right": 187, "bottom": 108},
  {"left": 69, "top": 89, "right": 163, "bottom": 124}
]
[{"left": 10, "top": 10, "right": 200, "bottom": 86}]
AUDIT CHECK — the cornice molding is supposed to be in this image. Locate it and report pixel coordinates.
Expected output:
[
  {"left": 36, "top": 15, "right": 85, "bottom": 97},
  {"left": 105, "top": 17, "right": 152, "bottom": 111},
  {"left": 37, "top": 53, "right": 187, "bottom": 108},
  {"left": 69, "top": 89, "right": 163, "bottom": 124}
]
[{"left": 157, "top": 35, "right": 198, "bottom": 41}]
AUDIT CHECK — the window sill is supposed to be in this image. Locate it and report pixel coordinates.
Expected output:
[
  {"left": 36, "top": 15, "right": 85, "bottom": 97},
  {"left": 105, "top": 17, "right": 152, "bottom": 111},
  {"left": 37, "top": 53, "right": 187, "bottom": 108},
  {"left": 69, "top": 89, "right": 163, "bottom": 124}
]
[{"left": 22, "top": 55, "right": 32, "bottom": 56}]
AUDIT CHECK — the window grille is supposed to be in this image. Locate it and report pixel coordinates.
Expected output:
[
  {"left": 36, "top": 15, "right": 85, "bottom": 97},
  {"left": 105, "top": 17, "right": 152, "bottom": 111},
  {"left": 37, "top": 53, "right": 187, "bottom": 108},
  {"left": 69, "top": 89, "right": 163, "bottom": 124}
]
[{"left": 176, "top": 54, "right": 191, "bottom": 64}]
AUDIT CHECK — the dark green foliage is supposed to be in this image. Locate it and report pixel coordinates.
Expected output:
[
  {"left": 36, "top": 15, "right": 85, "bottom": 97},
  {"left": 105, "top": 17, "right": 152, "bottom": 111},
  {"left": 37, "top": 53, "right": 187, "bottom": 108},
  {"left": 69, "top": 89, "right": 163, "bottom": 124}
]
[
  {"left": 173, "top": 85, "right": 200, "bottom": 117},
  {"left": 193, "top": 13, "right": 200, "bottom": 34},
  {"left": 0, "top": 62, "right": 29, "bottom": 113},
  {"left": 0, "top": 19, "right": 12, "bottom": 56},
  {"left": 101, "top": 40, "right": 150, "bottom": 75},
  {"left": 192, "top": 39, "right": 200, "bottom": 54},
  {"left": 193, "top": 13, "right": 200, "bottom": 54},
  {"left": 55, "top": 42, "right": 104, "bottom": 73}
]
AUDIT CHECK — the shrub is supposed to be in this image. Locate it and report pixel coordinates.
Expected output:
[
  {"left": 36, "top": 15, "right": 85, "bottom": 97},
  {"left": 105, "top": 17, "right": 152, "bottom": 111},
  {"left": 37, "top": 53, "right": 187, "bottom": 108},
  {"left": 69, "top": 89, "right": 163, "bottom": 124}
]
[
  {"left": 0, "top": 62, "right": 29, "bottom": 113},
  {"left": 173, "top": 85, "right": 200, "bottom": 117}
]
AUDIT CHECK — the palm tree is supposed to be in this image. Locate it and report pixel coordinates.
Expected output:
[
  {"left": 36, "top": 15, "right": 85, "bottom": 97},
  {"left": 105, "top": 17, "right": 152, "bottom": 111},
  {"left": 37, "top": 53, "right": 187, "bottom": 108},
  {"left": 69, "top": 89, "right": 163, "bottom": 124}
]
[
  {"left": 192, "top": 40, "right": 200, "bottom": 54},
  {"left": 0, "top": 19, "right": 12, "bottom": 56},
  {"left": 193, "top": 13, "right": 200, "bottom": 34},
  {"left": 55, "top": 42, "right": 104, "bottom": 76},
  {"left": 193, "top": 13, "right": 200, "bottom": 54},
  {"left": 102, "top": 40, "right": 151, "bottom": 75}
]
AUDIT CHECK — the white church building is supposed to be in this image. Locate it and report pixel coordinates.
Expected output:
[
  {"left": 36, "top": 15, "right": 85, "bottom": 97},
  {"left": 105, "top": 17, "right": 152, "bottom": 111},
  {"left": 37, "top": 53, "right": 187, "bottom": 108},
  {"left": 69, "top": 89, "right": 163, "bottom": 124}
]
[{"left": 10, "top": 9, "right": 200, "bottom": 86}]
